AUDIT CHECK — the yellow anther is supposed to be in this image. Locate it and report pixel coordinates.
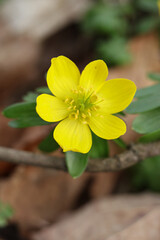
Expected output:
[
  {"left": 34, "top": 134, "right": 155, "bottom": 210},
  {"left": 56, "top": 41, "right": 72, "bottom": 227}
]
[
  {"left": 81, "top": 117, "right": 89, "bottom": 124},
  {"left": 82, "top": 113, "right": 87, "bottom": 118},
  {"left": 78, "top": 87, "right": 85, "bottom": 94},
  {"left": 69, "top": 113, "right": 78, "bottom": 119},
  {"left": 96, "top": 114, "right": 103, "bottom": 118},
  {"left": 74, "top": 90, "right": 78, "bottom": 94},
  {"left": 90, "top": 94, "right": 98, "bottom": 103},
  {"left": 70, "top": 99, "right": 75, "bottom": 105},
  {"left": 68, "top": 106, "right": 72, "bottom": 110},
  {"left": 73, "top": 106, "right": 77, "bottom": 110},
  {"left": 76, "top": 109, "right": 80, "bottom": 115},
  {"left": 65, "top": 98, "right": 69, "bottom": 103},
  {"left": 92, "top": 105, "right": 100, "bottom": 111},
  {"left": 87, "top": 110, "right": 91, "bottom": 117},
  {"left": 74, "top": 114, "right": 78, "bottom": 119},
  {"left": 81, "top": 120, "right": 88, "bottom": 124}
]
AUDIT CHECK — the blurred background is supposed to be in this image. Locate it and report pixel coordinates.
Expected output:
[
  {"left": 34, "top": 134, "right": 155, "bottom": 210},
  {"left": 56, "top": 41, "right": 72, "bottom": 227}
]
[{"left": 0, "top": 0, "right": 160, "bottom": 239}]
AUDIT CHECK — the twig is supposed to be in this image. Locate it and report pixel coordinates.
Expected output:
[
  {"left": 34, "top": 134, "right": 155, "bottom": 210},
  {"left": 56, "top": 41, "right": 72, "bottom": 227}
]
[{"left": 0, "top": 141, "right": 160, "bottom": 172}]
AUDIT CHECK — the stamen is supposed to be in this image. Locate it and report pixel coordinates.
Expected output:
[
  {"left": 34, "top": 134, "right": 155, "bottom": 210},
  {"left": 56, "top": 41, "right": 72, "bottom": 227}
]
[
  {"left": 69, "top": 113, "right": 78, "bottom": 119},
  {"left": 66, "top": 86, "right": 102, "bottom": 123},
  {"left": 92, "top": 105, "right": 100, "bottom": 111},
  {"left": 96, "top": 113, "right": 104, "bottom": 118},
  {"left": 87, "top": 109, "right": 91, "bottom": 117},
  {"left": 74, "top": 90, "right": 78, "bottom": 94},
  {"left": 74, "top": 114, "right": 78, "bottom": 119},
  {"left": 68, "top": 106, "right": 72, "bottom": 110},
  {"left": 82, "top": 113, "right": 87, "bottom": 118},
  {"left": 81, "top": 120, "right": 88, "bottom": 124},
  {"left": 70, "top": 99, "right": 74, "bottom": 105},
  {"left": 65, "top": 98, "right": 69, "bottom": 103},
  {"left": 90, "top": 94, "right": 98, "bottom": 103}
]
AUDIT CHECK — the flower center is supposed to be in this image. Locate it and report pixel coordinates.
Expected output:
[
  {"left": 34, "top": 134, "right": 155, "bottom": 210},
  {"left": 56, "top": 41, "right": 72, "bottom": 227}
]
[{"left": 64, "top": 87, "right": 100, "bottom": 124}]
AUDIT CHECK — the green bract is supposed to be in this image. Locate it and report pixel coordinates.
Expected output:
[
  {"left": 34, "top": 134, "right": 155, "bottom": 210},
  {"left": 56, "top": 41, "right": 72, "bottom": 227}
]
[
  {"left": 3, "top": 102, "right": 50, "bottom": 128},
  {"left": 127, "top": 75, "right": 160, "bottom": 143},
  {"left": 38, "top": 129, "right": 59, "bottom": 153},
  {"left": 0, "top": 201, "right": 13, "bottom": 227},
  {"left": 66, "top": 152, "right": 89, "bottom": 178}
]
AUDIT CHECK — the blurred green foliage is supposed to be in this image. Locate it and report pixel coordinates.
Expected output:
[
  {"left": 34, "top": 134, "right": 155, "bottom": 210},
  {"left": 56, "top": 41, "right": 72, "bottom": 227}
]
[
  {"left": 135, "top": 0, "right": 159, "bottom": 13},
  {"left": 126, "top": 76, "right": 160, "bottom": 136},
  {"left": 148, "top": 72, "right": 160, "bottom": 82},
  {"left": 127, "top": 73, "right": 160, "bottom": 192},
  {"left": 0, "top": 201, "right": 13, "bottom": 227},
  {"left": 81, "top": 0, "right": 160, "bottom": 66},
  {"left": 131, "top": 156, "right": 160, "bottom": 192},
  {"left": 82, "top": 4, "right": 128, "bottom": 36},
  {"left": 96, "top": 37, "right": 132, "bottom": 65},
  {"left": 38, "top": 129, "right": 59, "bottom": 153}
]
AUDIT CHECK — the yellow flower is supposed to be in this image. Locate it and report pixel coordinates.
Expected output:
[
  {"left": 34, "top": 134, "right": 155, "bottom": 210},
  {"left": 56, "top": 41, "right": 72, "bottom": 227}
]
[
  {"left": 36, "top": 56, "right": 136, "bottom": 154},
  {"left": 158, "top": 0, "right": 160, "bottom": 14}
]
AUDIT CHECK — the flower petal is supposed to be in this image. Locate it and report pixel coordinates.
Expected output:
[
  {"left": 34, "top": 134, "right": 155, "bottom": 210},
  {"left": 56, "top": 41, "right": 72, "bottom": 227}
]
[
  {"left": 79, "top": 60, "right": 108, "bottom": 92},
  {"left": 54, "top": 118, "right": 92, "bottom": 153},
  {"left": 36, "top": 94, "right": 68, "bottom": 122},
  {"left": 98, "top": 78, "right": 136, "bottom": 114},
  {"left": 47, "top": 56, "right": 80, "bottom": 99},
  {"left": 89, "top": 112, "right": 126, "bottom": 139}
]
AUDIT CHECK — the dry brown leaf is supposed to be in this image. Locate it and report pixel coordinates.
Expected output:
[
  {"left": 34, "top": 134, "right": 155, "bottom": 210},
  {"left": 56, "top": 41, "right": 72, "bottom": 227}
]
[{"left": 32, "top": 194, "right": 160, "bottom": 240}]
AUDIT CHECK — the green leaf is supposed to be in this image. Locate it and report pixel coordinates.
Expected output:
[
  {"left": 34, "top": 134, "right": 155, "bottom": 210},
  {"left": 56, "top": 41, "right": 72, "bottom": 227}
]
[
  {"left": 136, "top": 17, "right": 159, "bottom": 34},
  {"left": 131, "top": 155, "right": 160, "bottom": 192},
  {"left": 139, "top": 129, "right": 160, "bottom": 143},
  {"left": 126, "top": 93, "right": 160, "bottom": 114},
  {"left": 9, "top": 117, "right": 50, "bottom": 128},
  {"left": 82, "top": 3, "right": 128, "bottom": 36},
  {"left": 0, "top": 202, "right": 13, "bottom": 227},
  {"left": 36, "top": 87, "right": 52, "bottom": 94},
  {"left": 23, "top": 92, "right": 38, "bottom": 102},
  {"left": 89, "top": 132, "right": 109, "bottom": 158},
  {"left": 0, "top": 218, "right": 7, "bottom": 227},
  {"left": 135, "top": 83, "right": 160, "bottom": 98},
  {"left": 118, "top": 2, "right": 135, "bottom": 16},
  {"left": 3, "top": 102, "right": 37, "bottom": 118},
  {"left": 65, "top": 151, "right": 89, "bottom": 178},
  {"left": 3, "top": 101, "right": 51, "bottom": 128},
  {"left": 114, "top": 138, "right": 127, "bottom": 149},
  {"left": 135, "top": 0, "right": 159, "bottom": 13},
  {"left": 38, "top": 129, "right": 59, "bottom": 152},
  {"left": 117, "top": 111, "right": 126, "bottom": 116},
  {"left": 132, "top": 108, "right": 160, "bottom": 134},
  {"left": 148, "top": 72, "right": 160, "bottom": 82},
  {"left": 96, "top": 37, "right": 132, "bottom": 66}
]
